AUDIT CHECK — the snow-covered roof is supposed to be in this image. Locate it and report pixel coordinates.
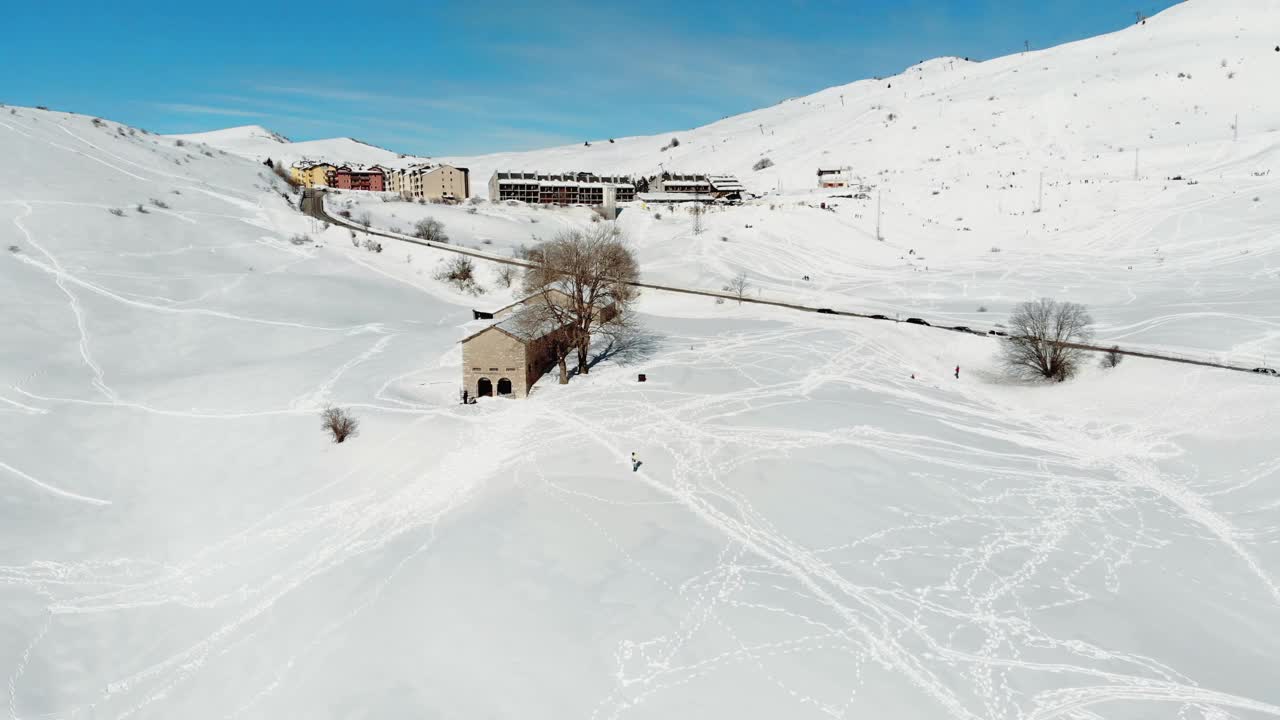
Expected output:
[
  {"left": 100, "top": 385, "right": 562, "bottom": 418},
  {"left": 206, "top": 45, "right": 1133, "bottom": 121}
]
[{"left": 708, "top": 175, "right": 745, "bottom": 191}]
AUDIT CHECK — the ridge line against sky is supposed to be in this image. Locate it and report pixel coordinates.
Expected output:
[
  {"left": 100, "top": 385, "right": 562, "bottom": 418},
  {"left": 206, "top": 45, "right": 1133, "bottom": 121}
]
[{"left": 6, "top": 0, "right": 1182, "bottom": 156}]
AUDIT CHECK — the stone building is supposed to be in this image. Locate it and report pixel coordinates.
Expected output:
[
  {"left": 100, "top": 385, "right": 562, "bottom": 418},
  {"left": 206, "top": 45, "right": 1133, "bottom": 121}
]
[{"left": 460, "top": 289, "right": 577, "bottom": 398}]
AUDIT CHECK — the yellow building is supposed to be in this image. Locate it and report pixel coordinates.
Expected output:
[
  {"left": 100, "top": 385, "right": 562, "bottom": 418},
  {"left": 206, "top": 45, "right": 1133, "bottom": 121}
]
[{"left": 290, "top": 162, "right": 336, "bottom": 188}]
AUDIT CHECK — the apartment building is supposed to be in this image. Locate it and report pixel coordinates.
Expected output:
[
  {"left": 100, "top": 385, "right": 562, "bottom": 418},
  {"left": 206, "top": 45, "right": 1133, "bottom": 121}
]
[
  {"left": 389, "top": 164, "right": 470, "bottom": 202},
  {"left": 488, "top": 171, "right": 636, "bottom": 205},
  {"left": 328, "top": 165, "right": 386, "bottom": 191}
]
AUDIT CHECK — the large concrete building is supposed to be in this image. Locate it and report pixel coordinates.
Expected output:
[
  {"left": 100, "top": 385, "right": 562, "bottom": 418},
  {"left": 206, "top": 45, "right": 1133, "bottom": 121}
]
[
  {"left": 388, "top": 164, "right": 470, "bottom": 202},
  {"left": 640, "top": 172, "right": 744, "bottom": 199},
  {"left": 489, "top": 171, "right": 636, "bottom": 205},
  {"left": 460, "top": 290, "right": 578, "bottom": 398}
]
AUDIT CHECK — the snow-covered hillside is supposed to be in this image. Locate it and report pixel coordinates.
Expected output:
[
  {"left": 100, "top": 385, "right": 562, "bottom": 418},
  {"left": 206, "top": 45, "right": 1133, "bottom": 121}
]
[
  {"left": 4, "top": 1, "right": 1280, "bottom": 717},
  {"left": 170, "top": 124, "right": 429, "bottom": 170},
  {"left": 439, "top": 0, "right": 1280, "bottom": 190}
]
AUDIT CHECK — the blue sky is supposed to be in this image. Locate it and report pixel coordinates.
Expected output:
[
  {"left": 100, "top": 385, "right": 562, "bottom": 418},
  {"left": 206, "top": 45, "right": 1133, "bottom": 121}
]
[{"left": 6, "top": 0, "right": 1181, "bottom": 156}]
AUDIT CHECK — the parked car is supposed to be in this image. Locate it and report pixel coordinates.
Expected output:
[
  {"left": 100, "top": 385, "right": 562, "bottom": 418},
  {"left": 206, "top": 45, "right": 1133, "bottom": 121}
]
[
  {"left": 952, "top": 325, "right": 973, "bottom": 333},
  {"left": 989, "top": 330, "right": 1008, "bottom": 337},
  {"left": 905, "top": 317, "right": 929, "bottom": 326},
  {"left": 1252, "top": 367, "right": 1278, "bottom": 375},
  {"left": 870, "top": 314, "right": 889, "bottom": 320},
  {"left": 854, "top": 192, "right": 871, "bottom": 200},
  {"left": 816, "top": 308, "right": 836, "bottom": 315}
]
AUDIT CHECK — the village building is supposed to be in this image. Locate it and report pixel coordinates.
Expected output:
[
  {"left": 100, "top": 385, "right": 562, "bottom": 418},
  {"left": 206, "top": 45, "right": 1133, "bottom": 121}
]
[
  {"left": 460, "top": 289, "right": 578, "bottom": 398},
  {"left": 328, "top": 165, "right": 386, "bottom": 191},
  {"left": 642, "top": 172, "right": 744, "bottom": 200},
  {"left": 390, "top": 163, "right": 470, "bottom": 202},
  {"left": 817, "top": 167, "right": 852, "bottom": 188},
  {"left": 290, "top": 161, "right": 336, "bottom": 188},
  {"left": 488, "top": 171, "right": 636, "bottom": 205}
]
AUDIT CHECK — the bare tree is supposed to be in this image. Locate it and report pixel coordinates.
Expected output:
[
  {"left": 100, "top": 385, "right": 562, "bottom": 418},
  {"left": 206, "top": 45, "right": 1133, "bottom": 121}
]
[
  {"left": 496, "top": 264, "right": 517, "bottom": 288},
  {"left": 689, "top": 203, "right": 706, "bottom": 235},
  {"left": 414, "top": 217, "right": 448, "bottom": 243},
  {"left": 1101, "top": 345, "right": 1123, "bottom": 368},
  {"left": 1000, "top": 298, "right": 1094, "bottom": 382},
  {"left": 321, "top": 406, "right": 359, "bottom": 443},
  {"left": 357, "top": 213, "right": 372, "bottom": 234},
  {"left": 521, "top": 224, "right": 640, "bottom": 380},
  {"left": 724, "top": 271, "right": 749, "bottom": 305}
]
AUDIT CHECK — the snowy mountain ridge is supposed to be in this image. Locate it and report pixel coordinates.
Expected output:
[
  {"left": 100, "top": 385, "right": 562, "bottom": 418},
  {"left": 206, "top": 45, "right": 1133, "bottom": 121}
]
[{"left": 184, "top": 0, "right": 1280, "bottom": 196}]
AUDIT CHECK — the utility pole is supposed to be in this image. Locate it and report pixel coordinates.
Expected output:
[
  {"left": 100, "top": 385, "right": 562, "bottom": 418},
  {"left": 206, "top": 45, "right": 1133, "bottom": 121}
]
[
  {"left": 876, "top": 191, "right": 883, "bottom": 241},
  {"left": 1036, "top": 172, "right": 1044, "bottom": 213},
  {"left": 840, "top": 94, "right": 845, "bottom": 107},
  {"left": 1134, "top": 149, "right": 1140, "bottom": 180},
  {"left": 758, "top": 124, "right": 765, "bottom": 136},
  {"left": 1233, "top": 113, "right": 1239, "bottom": 142}
]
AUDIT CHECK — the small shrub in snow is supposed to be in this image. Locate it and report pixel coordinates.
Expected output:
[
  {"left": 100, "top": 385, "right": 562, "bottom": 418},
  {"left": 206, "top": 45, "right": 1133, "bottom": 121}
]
[
  {"left": 91, "top": 118, "right": 105, "bottom": 127},
  {"left": 1101, "top": 346, "right": 1123, "bottom": 368},
  {"left": 149, "top": 198, "right": 169, "bottom": 209},
  {"left": 321, "top": 406, "right": 359, "bottom": 443},
  {"left": 414, "top": 217, "right": 448, "bottom": 243},
  {"left": 990, "top": 246, "right": 1002, "bottom": 253},
  {"left": 338, "top": 209, "right": 352, "bottom": 219},
  {"left": 752, "top": 157, "right": 774, "bottom": 171},
  {"left": 290, "top": 234, "right": 311, "bottom": 246},
  {"left": 978, "top": 305, "right": 989, "bottom": 312},
  {"left": 108, "top": 208, "right": 125, "bottom": 217},
  {"left": 467, "top": 207, "right": 478, "bottom": 215},
  {"left": 496, "top": 264, "right": 516, "bottom": 288},
  {"left": 436, "top": 256, "right": 482, "bottom": 294},
  {"left": 174, "top": 139, "right": 185, "bottom": 147},
  {"left": 7, "top": 245, "right": 20, "bottom": 253},
  {"left": 135, "top": 204, "right": 149, "bottom": 214},
  {"left": 661, "top": 137, "right": 680, "bottom": 151},
  {"left": 653, "top": 212, "right": 662, "bottom": 220}
]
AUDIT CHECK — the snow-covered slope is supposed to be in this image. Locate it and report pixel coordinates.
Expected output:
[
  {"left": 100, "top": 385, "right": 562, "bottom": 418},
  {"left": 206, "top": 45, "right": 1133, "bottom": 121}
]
[
  {"left": 440, "top": 0, "right": 1280, "bottom": 192},
  {"left": 171, "top": 124, "right": 428, "bottom": 169}
]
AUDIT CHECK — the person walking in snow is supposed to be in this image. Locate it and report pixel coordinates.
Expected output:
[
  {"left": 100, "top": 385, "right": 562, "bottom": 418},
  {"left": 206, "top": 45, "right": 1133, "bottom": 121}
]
[
  {"left": 955, "top": 365, "right": 960, "bottom": 379},
  {"left": 631, "top": 452, "right": 641, "bottom": 472}
]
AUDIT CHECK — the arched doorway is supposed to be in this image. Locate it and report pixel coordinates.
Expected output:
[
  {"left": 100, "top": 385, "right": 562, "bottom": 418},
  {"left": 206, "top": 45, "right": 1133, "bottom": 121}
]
[
  {"left": 477, "top": 377, "right": 493, "bottom": 397},
  {"left": 496, "top": 378, "right": 513, "bottom": 396}
]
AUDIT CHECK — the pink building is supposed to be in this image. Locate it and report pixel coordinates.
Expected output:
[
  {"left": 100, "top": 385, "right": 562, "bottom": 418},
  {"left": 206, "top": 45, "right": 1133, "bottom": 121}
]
[{"left": 328, "top": 165, "right": 386, "bottom": 191}]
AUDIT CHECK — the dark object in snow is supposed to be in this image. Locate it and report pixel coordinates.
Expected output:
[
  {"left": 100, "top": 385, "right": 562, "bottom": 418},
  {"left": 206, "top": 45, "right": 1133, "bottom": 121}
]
[
  {"left": 989, "top": 330, "right": 1008, "bottom": 337},
  {"left": 638, "top": 373, "right": 647, "bottom": 382},
  {"left": 264, "top": 157, "right": 274, "bottom": 168},
  {"left": 816, "top": 308, "right": 836, "bottom": 315},
  {"left": 905, "top": 317, "right": 929, "bottom": 326},
  {"left": 1252, "top": 367, "right": 1278, "bottom": 375},
  {"left": 870, "top": 314, "right": 889, "bottom": 320},
  {"left": 952, "top": 326, "right": 973, "bottom": 333},
  {"left": 802, "top": 275, "right": 810, "bottom": 281},
  {"left": 473, "top": 309, "right": 494, "bottom": 320}
]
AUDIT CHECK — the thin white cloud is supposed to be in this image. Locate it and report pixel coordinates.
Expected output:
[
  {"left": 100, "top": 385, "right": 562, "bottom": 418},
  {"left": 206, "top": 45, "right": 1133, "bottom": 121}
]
[{"left": 154, "top": 103, "right": 262, "bottom": 117}]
